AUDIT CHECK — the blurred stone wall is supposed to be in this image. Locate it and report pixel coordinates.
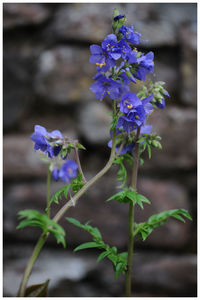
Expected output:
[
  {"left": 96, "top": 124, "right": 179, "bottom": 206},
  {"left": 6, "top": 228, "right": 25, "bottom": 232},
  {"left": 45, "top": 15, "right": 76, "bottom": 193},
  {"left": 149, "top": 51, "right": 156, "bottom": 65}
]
[{"left": 3, "top": 3, "right": 197, "bottom": 297}]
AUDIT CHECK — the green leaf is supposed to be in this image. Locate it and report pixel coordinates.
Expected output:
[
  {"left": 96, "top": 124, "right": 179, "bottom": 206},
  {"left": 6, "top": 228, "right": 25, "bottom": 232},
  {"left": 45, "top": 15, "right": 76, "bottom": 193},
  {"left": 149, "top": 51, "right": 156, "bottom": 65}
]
[
  {"left": 134, "top": 209, "right": 192, "bottom": 241},
  {"left": 71, "top": 173, "right": 84, "bottom": 193},
  {"left": 17, "top": 210, "right": 66, "bottom": 248},
  {"left": 97, "top": 251, "right": 109, "bottom": 262},
  {"left": 113, "top": 8, "right": 120, "bottom": 17},
  {"left": 107, "top": 189, "right": 150, "bottom": 209},
  {"left": 147, "top": 144, "right": 151, "bottom": 159},
  {"left": 74, "top": 242, "right": 100, "bottom": 252},
  {"left": 50, "top": 185, "right": 70, "bottom": 205},
  {"left": 76, "top": 143, "right": 86, "bottom": 150},
  {"left": 66, "top": 217, "right": 83, "bottom": 228},
  {"left": 66, "top": 218, "right": 127, "bottom": 279},
  {"left": 25, "top": 280, "right": 50, "bottom": 297}
]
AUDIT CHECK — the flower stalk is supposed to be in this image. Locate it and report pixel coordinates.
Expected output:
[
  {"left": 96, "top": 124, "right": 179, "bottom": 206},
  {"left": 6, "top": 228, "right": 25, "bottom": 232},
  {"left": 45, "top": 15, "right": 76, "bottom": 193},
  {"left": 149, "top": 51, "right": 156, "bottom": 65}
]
[
  {"left": 125, "top": 126, "right": 141, "bottom": 297},
  {"left": 46, "top": 166, "right": 51, "bottom": 218}
]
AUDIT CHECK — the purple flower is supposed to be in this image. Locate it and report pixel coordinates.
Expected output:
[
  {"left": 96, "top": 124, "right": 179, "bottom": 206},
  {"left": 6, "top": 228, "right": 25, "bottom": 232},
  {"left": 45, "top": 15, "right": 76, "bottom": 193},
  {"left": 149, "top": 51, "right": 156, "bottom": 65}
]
[
  {"left": 102, "top": 34, "right": 121, "bottom": 60},
  {"left": 89, "top": 44, "right": 115, "bottom": 72},
  {"left": 117, "top": 103, "right": 147, "bottom": 133},
  {"left": 155, "top": 91, "right": 170, "bottom": 109},
  {"left": 116, "top": 115, "right": 138, "bottom": 134},
  {"left": 108, "top": 140, "right": 135, "bottom": 155},
  {"left": 52, "top": 167, "right": 59, "bottom": 181},
  {"left": 90, "top": 75, "right": 123, "bottom": 100},
  {"left": 142, "top": 95, "right": 154, "bottom": 115},
  {"left": 31, "top": 125, "right": 63, "bottom": 158},
  {"left": 52, "top": 160, "right": 78, "bottom": 183},
  {"left": 117, "top": 38, "right": 132, "bottom": 59},
  {"left": 127, "top": 105, "right": 146, "bottom": 126},
  {"left": 120, "top": 93, "right": 142, "bottom": 114},
  {"left": 113, "top": 14, "right": 125, "bottom": 21},
  {"left": 127, "top": 50, "right": 138, "bottom": 64},
  {"left": 140, "top": 124, "right": 152, "bottom": 134},
  {"left": 119, "top": 25, "right": 141, "bottom": 44},
  {"left": 135, "top": 51, "right": 154, "bottom": 81}
]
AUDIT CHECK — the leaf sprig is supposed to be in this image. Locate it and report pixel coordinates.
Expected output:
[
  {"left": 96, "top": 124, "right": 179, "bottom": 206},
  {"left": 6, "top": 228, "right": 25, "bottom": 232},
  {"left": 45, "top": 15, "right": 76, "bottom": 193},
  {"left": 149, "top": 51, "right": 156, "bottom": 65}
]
[
  {"left": 66, "top": 217, "right": 128, "bottom": 279},
  {"left": 134, "top": 209, "right": 192, "bottom": 241},
  {"left": 138, "top": 133, "right": 162, "bottom": 159},
  {"left": 113, "top": 153, "right": 133, "bottom": 187},
  {"left": 107, "top": 187, "right": 151, "bottom": 210},
  {"left": 17, "top": 210, "right": 66, "bottom": 247},
  {"left": 50, "top": 173, "right": 84, "bottom": 205}
]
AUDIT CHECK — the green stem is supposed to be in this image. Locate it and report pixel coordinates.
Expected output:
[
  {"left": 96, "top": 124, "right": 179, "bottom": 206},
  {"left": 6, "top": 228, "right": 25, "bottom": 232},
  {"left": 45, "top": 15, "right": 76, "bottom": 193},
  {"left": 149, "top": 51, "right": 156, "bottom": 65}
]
[
  {"left": 125, "top": 127, "right": 141, "bottom": 297},
  {"left": 17, "top": 100, "right": 117, "bottom": 297},
  {"left": 17, "top": 233, "right": 47, "bottom": 296},
  {"left": 46, "top": 166, "right": 51, "bottom": 218}
]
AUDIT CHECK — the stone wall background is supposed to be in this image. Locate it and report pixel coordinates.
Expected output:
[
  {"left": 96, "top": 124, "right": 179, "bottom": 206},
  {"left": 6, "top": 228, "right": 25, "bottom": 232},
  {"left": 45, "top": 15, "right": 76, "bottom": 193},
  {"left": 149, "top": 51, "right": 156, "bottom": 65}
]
[{"left": 3, "top": 3, "right": 197, "bottom": 297}]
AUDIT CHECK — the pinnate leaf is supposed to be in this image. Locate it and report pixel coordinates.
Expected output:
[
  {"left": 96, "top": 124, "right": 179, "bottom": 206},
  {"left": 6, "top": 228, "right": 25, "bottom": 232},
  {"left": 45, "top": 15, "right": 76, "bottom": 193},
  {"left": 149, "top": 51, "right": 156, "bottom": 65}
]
[
  {"left": 134, "top": 208, "right": 192, "bottom": 241},
  {"left": 17, "top": 210, "right": 66, "bottom": 247},
  {"left": 107, "top": 188, "right": 150, "bottom": 209},
  {"left": 66, "top": 217, "right": 127, "bottom": 279},
  {"left": 74, "top": 242, "right": 100, "bottom": 252}
]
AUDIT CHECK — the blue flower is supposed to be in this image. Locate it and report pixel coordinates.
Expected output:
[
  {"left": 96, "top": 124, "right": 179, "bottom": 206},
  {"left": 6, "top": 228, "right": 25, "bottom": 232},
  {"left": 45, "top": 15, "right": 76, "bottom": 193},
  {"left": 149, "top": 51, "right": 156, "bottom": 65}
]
[
  {"left": 119, "top": 25, "right": 141, "bottom": 44},
  {"left": 90, "top": 75, "right": 123, "bottom": 100},
  {"left": 113, "top": 14, "right": 125, "bottom": 21},
  {"left": 120, "top": 92, "right": 142, "bottom": 114},
  {"left": 107, "top": 140, "right": 135, "bottom": 155},
  {"left": 126, "top": 49, "right": 138, "bottom": 64},
  {"left": 102, "top": 34, "right": 121, "bottom": 60},
  {"left": 117, "top": 38, "right": 132, "bottom": 59},
  {"left": 140, "top": 124, "right": 152, "bottom": 134},
  {"left": 155, "top": 90, "right": 170, "bottom": 109},
  {"left": 52, "top": 160, "right": 78, "bottom": 183},
  {"left": 89, "top": 44, "right": 115, "bottom": 72},
  {"left": 31, "top": 125, "right": 63, "bottom": 158},
  {"left": 135, "top": 51, "right": 154, "bottom": 81},
  {"left": 117, "top": 104, "right": 147, "bottom": 133},
  {"left": 142, "top": 95, "right": 154, "bottom": 115},
  {"left": 116, "top": 115, "right": 138, "bottom": 134},
  {"left": 127, "top": 105, "right": 146, "bottom": 126}
]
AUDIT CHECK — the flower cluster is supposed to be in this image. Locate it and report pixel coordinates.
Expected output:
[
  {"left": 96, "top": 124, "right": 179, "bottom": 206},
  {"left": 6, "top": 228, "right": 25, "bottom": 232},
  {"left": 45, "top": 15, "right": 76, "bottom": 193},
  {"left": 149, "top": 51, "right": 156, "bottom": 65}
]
[
  {"left": 89, "top": 12, "right": 170, "bottom": 156},
  {"left": 117, "top": 92, "right": 154, "bottom": 134},
  {"left": 89, "top": 20, "right": 154, "bottom": 101},
  {"left": 31, "top": 125, "right": 63, "bottom": 158},
  {"left": 52, "top": 160, "right": 78, "bottom": 183},
  {"left": 31, "top": 125, "right": 78, "bottom": 183}
]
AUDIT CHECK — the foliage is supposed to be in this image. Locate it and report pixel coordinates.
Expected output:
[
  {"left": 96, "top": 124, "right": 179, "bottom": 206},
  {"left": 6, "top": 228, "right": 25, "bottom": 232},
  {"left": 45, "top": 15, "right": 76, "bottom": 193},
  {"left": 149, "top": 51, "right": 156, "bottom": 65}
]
[
  {"left": 138, "top": 133, "right": 162, "bottom": 159},
  {"left": 50, "top": 174, "right": 84, "bottom": 205},
  {"left": 107, "top": 187, "right": 150, "bottom": 209},
  {"left": 113, "top": 153, "right": 133, "bottom": 187},
  {"left": 17, "top": 210, "right": 66, "bottom": 248},
  {"left": 134, "top": 209, "right": 192, "bottom": 241},
  {"left": 66, "top": 217, "right": 128, "bottom": 279},
  {"left": 24, "top": 280, "right": 50, "bottom": 297}
]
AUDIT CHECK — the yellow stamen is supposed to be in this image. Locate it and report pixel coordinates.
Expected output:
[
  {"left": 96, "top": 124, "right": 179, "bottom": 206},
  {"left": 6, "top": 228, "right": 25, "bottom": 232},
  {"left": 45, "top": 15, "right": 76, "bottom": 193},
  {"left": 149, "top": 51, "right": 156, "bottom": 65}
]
[
  {"left": 107, "top": 91, "right": 110, "bottom": 95},
  {"left": 135, "top": 115, "right": 139, "bottom": 119},
  {"left": 96, "top": 62, "right": 106, "bottom": 68},
  {"left": 127, "top": 104, "right": 133, "bottom": 109}
]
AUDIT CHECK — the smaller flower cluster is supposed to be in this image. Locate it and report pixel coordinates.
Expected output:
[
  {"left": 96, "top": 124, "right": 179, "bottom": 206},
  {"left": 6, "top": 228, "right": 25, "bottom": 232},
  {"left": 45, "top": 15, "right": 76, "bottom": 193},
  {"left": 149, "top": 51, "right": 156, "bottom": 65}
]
[
  {"left": 117, "top": 92, "right": 154, "bottom": 134},
  {"left": 31, "top": 125, "right": 63, "bottom": 158},
  {"left": 108, "top": 84, "right": 169, "bottom": 156},
  {"left": 52, "top": 160, "right": 78, "bottom": 184},
  {"left": 31, "top": 125, "right": 78, "bottom": 183}
]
